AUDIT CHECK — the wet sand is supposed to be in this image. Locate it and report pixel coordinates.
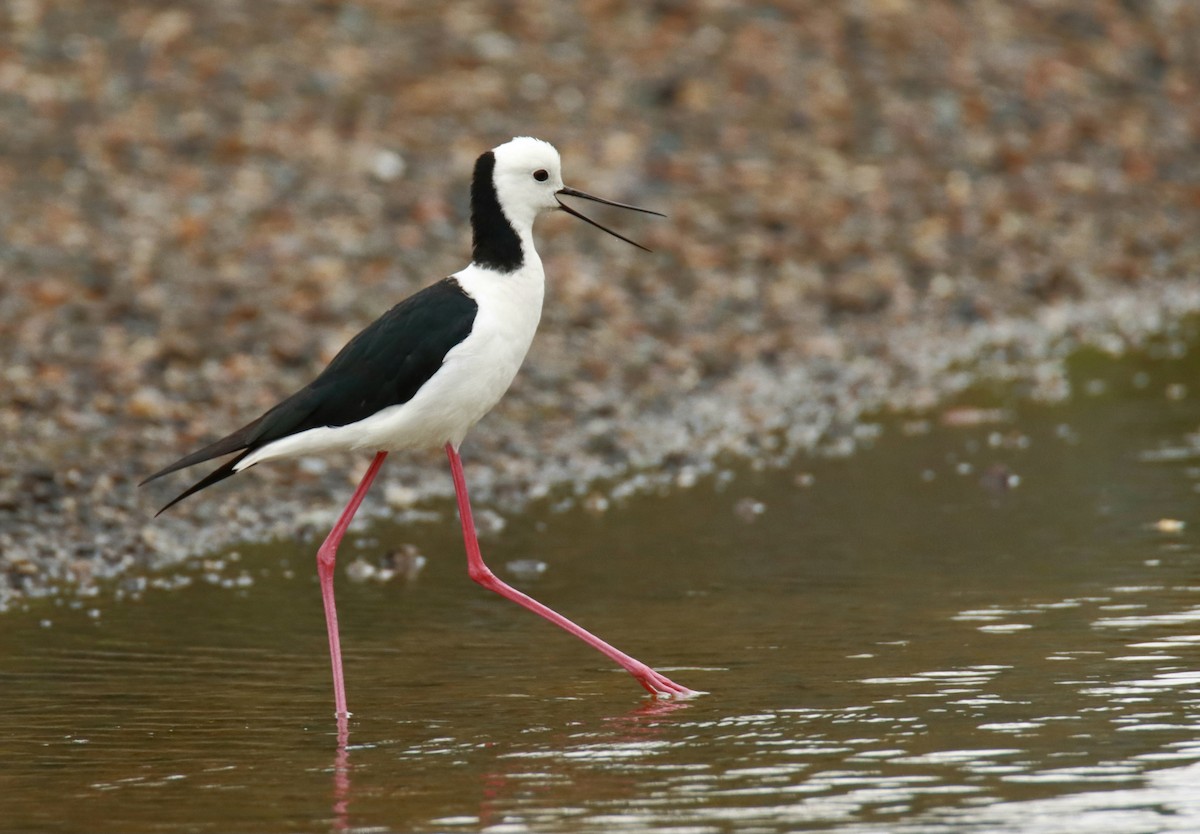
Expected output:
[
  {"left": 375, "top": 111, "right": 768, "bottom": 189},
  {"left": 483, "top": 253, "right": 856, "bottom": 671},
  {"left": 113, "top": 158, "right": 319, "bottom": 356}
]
[{"left": 2, "top": 2, "right": 1199, "bottom": 606}]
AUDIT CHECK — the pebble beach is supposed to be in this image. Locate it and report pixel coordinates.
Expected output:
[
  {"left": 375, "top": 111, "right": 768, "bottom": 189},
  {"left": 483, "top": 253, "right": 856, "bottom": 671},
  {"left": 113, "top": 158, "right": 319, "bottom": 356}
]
[{"left": 2, "top": 1, "right": 1199, "bottom": 608}]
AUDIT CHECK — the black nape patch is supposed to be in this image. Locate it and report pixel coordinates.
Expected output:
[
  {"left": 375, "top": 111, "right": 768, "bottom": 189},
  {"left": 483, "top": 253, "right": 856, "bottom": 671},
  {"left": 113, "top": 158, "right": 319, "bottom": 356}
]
[{"left": 470, "top": 151, "right": 524, "bottom": 272}]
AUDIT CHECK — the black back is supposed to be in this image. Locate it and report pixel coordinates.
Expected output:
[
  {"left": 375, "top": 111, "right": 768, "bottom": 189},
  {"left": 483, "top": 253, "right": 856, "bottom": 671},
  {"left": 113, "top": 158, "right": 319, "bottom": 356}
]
[
  {"left": 144, "top": 277, "right": 478, "bottom": 512},
  {"left": 276, "top": 277, "right": 477, "bottom": 432},
  {"left": 470, "top": 151, "right": 524, "bottom": 272}
]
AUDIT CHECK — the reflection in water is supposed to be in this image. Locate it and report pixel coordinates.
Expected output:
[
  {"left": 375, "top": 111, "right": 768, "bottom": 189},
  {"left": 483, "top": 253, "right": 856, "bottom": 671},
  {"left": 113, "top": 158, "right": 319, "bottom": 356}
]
[
  {"left": 2, "top": 343, "right": 1200, "bottom": 832},
  {"left": 323, "top": 683, "right": 703, "bottom": 831},
  {"left": 333, "top": 716, "right": 350, "bottom": 833},
  {"left": 472, "top": 698, "right": 697, "bottom": 830}
]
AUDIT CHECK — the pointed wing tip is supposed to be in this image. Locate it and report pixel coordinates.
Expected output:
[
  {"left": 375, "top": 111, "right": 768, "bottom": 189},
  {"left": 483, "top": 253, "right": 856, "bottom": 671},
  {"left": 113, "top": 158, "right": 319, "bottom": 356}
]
[
  {"left": 142, "top": 449, "right": 253, "bottom": 515},
  {"left": 139, "top": 458, "right": 199, "bottom": 490},
  {"left": 153, "top": 489, "right": 191, "bottom": 516}
]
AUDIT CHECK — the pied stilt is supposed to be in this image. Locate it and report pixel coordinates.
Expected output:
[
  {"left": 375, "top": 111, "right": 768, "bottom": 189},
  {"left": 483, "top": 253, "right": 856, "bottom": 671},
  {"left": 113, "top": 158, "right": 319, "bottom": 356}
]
[{"left": 142, "top": 137, "right": 699, "bottom": 717}]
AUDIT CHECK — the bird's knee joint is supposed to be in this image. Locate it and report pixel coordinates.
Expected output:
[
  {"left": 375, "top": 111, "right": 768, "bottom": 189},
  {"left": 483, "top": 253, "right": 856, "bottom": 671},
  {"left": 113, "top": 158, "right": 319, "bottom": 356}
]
[
  {"left": 317, "top": 547, "right": 337, "bottom": 572},
  {"left": 468, "top": 563, "right": 497, "bottom": 587}
]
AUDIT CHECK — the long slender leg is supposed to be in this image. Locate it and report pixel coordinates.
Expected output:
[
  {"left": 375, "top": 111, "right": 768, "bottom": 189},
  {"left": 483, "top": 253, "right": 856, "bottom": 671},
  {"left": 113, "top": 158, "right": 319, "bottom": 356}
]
[
  {"left": 318, "top": 451, "right": 389, "bottom": 718},
  {"left": 445, "top": 443, "right": 699, "bottom": 699}
]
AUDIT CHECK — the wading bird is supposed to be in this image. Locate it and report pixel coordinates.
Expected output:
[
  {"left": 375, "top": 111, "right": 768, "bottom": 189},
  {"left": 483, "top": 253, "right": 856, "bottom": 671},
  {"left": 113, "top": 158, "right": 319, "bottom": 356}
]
[{"left": 143, "top": 137, "right": 698, "bottom": 717}]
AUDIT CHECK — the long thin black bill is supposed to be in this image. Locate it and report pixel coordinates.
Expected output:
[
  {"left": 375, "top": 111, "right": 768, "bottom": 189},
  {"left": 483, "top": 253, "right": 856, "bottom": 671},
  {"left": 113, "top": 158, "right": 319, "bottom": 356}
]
[{"left": 555, "top": 186, "right": 664, "bottom": 252}]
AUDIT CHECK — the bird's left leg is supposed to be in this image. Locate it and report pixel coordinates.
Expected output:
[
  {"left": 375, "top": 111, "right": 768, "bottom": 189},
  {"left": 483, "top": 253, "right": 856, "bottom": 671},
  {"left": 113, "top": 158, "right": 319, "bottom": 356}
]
[
  {"left": 445, "top": 443, "right": 699, "bottom": 699},
  {"left": 317, "top": 450, "right": 388, "bottom": 719}
]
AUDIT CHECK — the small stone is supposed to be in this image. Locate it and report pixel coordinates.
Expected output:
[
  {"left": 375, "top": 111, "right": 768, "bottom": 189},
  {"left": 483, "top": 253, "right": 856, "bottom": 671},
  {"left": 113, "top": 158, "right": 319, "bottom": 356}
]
[
  {"left": 345, "top": 558, "right": 375, "bottom": 583},
  {"left": 734, "top": 497, "right": 766, "bottom": 522},
  {"left": 474, "top": 508, "right": 506, "bottom": 535},
  {"left": 381, "top": 545, "right": 427, "bottom": 581},
  {"left": 979, "top": 464, "right": 1020, "bottom": 495},
  {"left": 940, "top": 407, "right": 1010, "bottom": 428},
  {"left": 676, "top": 467, "right": 699, "bottom": 489},
  {"left": 369, "top": 149, "right": 406, "bottom": 183},
  {"left": 582, "top": 492, "right": 609, "bottom": 514},
  {"left": 506, "top": 559, "right": 547, "bottom": 581},
  {"left": 384, "top": 483, "right": 419, "bottom": 508}
]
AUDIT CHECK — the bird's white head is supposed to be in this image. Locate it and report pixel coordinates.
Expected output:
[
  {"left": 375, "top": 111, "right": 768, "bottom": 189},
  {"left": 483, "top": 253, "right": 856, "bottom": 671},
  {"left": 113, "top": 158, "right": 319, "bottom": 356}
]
[
  {"left": 489, "top": 137, "right": 566, "bottom": 229},
  {"left": 469, "top": 136, "right": 665, "bottom": 272}
]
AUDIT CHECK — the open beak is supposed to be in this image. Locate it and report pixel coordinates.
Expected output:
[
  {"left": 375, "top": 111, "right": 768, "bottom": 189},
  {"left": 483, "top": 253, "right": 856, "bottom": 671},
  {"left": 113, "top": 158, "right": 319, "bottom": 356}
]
[{"left": 555, "top": 186, "right": 665, "bottom": 252}]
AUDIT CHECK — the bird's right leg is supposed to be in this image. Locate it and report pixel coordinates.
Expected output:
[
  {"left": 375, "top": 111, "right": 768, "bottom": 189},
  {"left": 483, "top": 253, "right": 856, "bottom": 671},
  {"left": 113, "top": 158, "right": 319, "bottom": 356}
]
[
  {"left": 445, "top": 443, "right": 700, "bottom": 699},
  {"left": 317, "top": 451, "right": 388, "bottom": 719}
]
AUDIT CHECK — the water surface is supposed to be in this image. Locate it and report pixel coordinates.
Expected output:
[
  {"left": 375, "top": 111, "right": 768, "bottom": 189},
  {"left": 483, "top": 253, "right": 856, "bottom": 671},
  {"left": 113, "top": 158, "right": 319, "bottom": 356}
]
[{"left": 3, "top": 342, "right": 1200, "bottom": 832}]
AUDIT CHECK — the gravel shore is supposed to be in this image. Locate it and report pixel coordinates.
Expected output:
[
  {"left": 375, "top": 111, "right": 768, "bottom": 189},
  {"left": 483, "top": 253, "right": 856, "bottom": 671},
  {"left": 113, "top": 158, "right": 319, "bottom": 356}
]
[{"left": 3, "top": 2, "right": 1199, "bottom": 608}]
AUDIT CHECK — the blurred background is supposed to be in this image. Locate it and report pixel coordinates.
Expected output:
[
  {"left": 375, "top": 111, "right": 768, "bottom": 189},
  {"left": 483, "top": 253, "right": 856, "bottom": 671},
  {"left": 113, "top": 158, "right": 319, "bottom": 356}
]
[{"left": 2, "top": 1, "right": 1199, "bottom": 600}]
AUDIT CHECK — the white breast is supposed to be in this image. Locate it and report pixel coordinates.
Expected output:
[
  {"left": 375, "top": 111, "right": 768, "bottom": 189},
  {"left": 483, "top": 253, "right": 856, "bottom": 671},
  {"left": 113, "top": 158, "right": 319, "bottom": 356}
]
[{"left": 390, "top": 258, "right": 546, "bottom": 448}]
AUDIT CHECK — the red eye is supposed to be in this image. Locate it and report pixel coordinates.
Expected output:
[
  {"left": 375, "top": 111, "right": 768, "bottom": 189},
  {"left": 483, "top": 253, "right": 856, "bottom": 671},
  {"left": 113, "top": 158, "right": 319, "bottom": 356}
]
[{"left": 533, "top": 169, "right": 549, "bottom": 182}]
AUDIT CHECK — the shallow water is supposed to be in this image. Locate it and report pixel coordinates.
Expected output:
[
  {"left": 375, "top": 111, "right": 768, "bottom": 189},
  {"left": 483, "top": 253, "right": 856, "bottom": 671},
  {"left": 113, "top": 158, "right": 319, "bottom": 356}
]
[{"left": 3, "top": 340, "right": 1200, "bottom": 833}]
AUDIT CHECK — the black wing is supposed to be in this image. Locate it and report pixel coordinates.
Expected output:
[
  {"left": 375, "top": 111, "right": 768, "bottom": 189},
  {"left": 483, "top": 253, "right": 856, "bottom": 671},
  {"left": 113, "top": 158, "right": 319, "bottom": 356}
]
[{"left": 142, "top": 277, "right": 478, "bottom": 512}]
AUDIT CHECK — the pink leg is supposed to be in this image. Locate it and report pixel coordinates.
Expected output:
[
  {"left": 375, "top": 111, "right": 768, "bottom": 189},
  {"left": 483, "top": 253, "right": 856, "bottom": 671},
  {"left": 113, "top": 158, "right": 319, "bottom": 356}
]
[
  {"left": 445, "top": 443, "right": 699, "bottom": 699},
  {"left": 318, "top": 450, "right": 388, "bottom": 718}
]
